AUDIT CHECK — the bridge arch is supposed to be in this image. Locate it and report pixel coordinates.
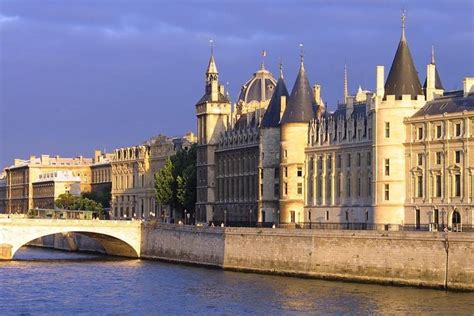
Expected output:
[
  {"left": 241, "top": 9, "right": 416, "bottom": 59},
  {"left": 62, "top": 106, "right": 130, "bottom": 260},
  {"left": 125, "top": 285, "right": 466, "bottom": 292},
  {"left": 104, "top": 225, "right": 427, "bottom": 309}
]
[
  {"left": 12, "top": 231, "right": 139, "bottom": 259},
  {"left": 1, "top": 219, "right": 142, "bottom": 260}
]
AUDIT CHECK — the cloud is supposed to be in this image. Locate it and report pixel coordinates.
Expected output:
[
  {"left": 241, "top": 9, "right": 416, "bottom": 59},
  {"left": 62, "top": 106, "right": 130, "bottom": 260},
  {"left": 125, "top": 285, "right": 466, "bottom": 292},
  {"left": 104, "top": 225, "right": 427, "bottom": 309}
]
[{"left": 0, "top": 13, "right": 19, "bottom": 28}]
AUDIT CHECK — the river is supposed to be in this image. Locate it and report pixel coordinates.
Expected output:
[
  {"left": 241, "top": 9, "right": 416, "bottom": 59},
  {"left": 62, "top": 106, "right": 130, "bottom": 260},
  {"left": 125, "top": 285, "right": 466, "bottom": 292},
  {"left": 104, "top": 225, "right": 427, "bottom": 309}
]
[{"left": 1, "top": 247, "right": 473, "bottom": 315}]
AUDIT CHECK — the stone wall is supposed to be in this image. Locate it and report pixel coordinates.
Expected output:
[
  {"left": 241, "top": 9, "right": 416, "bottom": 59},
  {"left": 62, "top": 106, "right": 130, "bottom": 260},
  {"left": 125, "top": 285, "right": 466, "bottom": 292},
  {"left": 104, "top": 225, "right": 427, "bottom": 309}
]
[{"left": 141, "top": 225, "right": 473, "bottom": 291}]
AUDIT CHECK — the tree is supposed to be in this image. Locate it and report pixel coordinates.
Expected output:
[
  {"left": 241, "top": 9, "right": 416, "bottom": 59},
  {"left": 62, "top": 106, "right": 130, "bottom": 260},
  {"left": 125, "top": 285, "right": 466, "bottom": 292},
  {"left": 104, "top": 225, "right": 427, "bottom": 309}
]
[
  {"left": 155, "top": 157, "right": 174, "bottom": 208},
  {"left": 55, "top": 193, "right": 105, "bottom": 218},
  {"left": 55, "top": 193, "right": 77, "bottom": 210}
]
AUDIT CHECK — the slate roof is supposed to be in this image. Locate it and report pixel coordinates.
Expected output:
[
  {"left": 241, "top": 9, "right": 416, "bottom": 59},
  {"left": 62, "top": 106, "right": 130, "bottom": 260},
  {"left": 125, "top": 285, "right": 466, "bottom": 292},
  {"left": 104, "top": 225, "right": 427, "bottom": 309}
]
[
  {"left": 261, "top": 76, "right": 289, "bottom": 128},
  {"left": 423, "top": 66, "right": 444, "bottom": 90},
  {"left": 238, "top": 67, "right": 276, "bottom": 104},
  {"left": 384, "top": 30, "right": 423, "bottom": 99},
  {"left": 412, "top": 90, "right": 474, "bottom": 117},
  {"left": 195, "top": 92, "right": 230, "bottom": 105},
  {"left": 280, "top": 62, "right": 315, "bottom": 124}
]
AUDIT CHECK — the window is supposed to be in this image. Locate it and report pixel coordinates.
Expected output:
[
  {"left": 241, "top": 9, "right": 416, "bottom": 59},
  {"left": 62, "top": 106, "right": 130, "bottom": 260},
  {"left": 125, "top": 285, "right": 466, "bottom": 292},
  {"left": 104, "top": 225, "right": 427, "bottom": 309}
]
[
  {"left": 455, "top": 174, "right": 461, "bottom": 197},
  {"left": 327, "top": 155, "right": 332, "bottom": 169},
  {"left": 357, "top": 177, "right": 361, "bottom": 196},
  {"left": 297, "top": 183, "right": 302, "bottom": 195},
  {"left": 455, "top": 151, "right": 461, "bottom": 164},
  {"left": 385, "top": 159, "right": 390, "bottom": 176},
  {"left": 290, "top": 211, "right": 296, "bottom": 223},
  {"left": 368, "top": 128, "right": 372, "bottom": 140},
  {"left": 384, "top": 184, "right": 390, "bottom": 200},
  {"left": 274, "top": 168, "right": 279, "bottom": 179},
  {"left": 368, "top": 177, "right": 372, "bottom": 197},
  {"left": 297, "top": 167, "right": 302, "bottom": 177},
  {"left": 347, "top": 154, "right": 351, "bottom": 168},
  {"left": 357, "top": 153, "right": 361, "bottom": 167},
  {"left": 418, "top": 127, "right": 424, "bottom": 140},
  {"left": 260, "top": 183, "right": 263, "bottom": 196},
  {"left": 337, "top": 155, "right": 342, "bottom": 168},
  {"left": 367, "top": 152, "right": 372, "bottom": 166},
  {"left": 347, "top": 177, "right": 351, "bottom": 197},
  {"left": 336, "top": 177, "right": 341, "bottom": 197},
  {"left": 385, "top": 122, "right": 390, "bottom": 138},
  {"left": 284, "top": 149, "right": 288, "bottom": 158},
  {"left": 260, "top": 169, "right": 263, "bottom": 179},
  {"left": 433, "top": 209, "right": 439, "bottom": 224},
  {"left": 436, "top": 125, "right": 442, "bottom": 138},
  {"left": 435, "top": 175, "right": 442, "bottom": 197},
  {"left": 436, "top": 152, "right": 442, "bottom": 165},
  {"left": 285, "top": 167, "right": 288, "bottom": 177},
  {"left": 345, "top": 211, "right": 349, "bottom": 221},
  {"left": 284, "top": 183, "right": 288, "bottom": 195},
  {"left": 326, "top": 211, "right": 329, "bottom": 221},
  {"left": 455, "top": 123, "right": 461, "bottom": 137},
  {"left": 417, "top": 175, "right": 423, "bottom": 198},
  {"left": 417, "top": 153, "right": 423, "bottom": 166},
  {"left": 274, "top": 183, "right": 279, "bottom": 197}
]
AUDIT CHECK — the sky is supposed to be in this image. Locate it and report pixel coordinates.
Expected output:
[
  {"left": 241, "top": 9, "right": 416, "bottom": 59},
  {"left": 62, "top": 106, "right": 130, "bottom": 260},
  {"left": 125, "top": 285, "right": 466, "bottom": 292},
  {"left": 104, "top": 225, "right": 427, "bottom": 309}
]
[{"left": 0, "top": 0, "right": 473, "bottom": 168}]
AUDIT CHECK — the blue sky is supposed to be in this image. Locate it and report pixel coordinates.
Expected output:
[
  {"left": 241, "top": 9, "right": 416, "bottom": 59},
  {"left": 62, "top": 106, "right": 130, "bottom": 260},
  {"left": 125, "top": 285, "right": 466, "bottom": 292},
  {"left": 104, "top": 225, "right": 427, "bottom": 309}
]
[{"left": 1, "top": 0, "right": 473, "bottom": 168}]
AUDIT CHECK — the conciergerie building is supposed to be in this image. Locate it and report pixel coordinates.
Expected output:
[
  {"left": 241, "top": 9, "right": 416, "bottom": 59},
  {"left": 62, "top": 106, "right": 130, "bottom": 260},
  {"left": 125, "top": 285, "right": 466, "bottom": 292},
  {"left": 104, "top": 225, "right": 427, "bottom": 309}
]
[{"left": 195, "top": 15, "right": 473, "bottom": 230}]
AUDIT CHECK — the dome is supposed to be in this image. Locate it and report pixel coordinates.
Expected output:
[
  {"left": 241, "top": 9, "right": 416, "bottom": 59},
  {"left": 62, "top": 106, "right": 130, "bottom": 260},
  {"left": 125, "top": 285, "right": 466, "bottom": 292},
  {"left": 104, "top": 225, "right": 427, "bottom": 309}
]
[{"left": 238, "top": 65, "right": 277, "bottom": 104}]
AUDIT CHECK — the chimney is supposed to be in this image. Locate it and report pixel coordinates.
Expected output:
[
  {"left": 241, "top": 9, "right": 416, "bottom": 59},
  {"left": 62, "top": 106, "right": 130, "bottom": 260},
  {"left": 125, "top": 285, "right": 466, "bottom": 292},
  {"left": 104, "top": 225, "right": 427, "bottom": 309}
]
[
  {"left": 41, "top": 155, "right": 50, "bottom": 165},
  {"left": 376, "top": 66, "right": 384, "bottom": 97},
  {"left": 29, "top": 155, "right": 36, "bottom": 163},
  {"left": 279, "top": 95, "right": 287, "bottom": 120},
  {"left": 219, "top": 84, "right": 225, "bottom": 95},
  {"left": 313, "top": 84, "right": 321, "bottom": 105},
  {"left": 464, "top": 77, "right": 474, "bottom": 97},
  {"left": 14, "top": 159, "right": 22, "bottom": 166},
  {"left": 426, "top": 63, "right": 436, "bottom": 101},
  {"left": 94, "top": 150, "right": 101, "bottom": 163}
]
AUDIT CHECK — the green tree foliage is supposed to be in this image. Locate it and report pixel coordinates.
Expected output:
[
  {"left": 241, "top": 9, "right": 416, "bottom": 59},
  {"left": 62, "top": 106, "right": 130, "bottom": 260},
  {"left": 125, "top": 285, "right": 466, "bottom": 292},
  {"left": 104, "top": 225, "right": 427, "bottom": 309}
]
[
  {"left": 154, "top": 157, "right": 174, "bottom": 206},
  {"left": 154, "top": 144, "right": 197, "bottom": 219},
  {"left": 82, "top": 190, "right": 111, "bottom": 208},
  {"left": 55, "top": 193, "right": 104, "bottom": 217}
]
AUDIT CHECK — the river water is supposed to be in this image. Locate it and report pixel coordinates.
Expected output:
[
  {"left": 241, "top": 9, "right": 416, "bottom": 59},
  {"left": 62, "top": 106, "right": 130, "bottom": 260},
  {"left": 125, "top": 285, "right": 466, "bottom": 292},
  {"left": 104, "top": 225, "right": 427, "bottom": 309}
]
[{"left": 1, "top": 247, "right": 473, "bottom": 315}]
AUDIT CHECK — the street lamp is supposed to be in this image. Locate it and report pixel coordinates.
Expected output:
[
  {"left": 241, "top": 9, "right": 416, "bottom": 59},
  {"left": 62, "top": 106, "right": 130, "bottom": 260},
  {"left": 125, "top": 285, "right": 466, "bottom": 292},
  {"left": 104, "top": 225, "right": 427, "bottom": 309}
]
[
  {"left": 187, "top": 212, "right": 191, "bottom": 225},
  {"left": 249, "top": 209, "right": 252, "bottom": 227},
  {"left": 184, "top": 209, "right": 187, "bottom": 225},
  {"left": 224, "top": 209, "right": 227, "bottom": 227}
]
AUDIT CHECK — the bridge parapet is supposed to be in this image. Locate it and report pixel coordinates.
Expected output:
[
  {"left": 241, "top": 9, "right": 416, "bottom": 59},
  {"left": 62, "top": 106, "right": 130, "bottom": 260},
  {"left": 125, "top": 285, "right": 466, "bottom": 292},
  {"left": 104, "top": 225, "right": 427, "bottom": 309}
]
[{"left": 0, "top": 219, "right": 143, "bottom": 260}]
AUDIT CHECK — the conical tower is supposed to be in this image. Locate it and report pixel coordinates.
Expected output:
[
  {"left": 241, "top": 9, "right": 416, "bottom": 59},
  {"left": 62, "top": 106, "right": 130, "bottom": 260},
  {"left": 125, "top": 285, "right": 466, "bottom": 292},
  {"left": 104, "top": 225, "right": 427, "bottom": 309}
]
[
  {"left": 279, "top": 49, "right": 316, "bottom": 226},
  {"left": 258, "top": 63, "right": 289, "bottom": 223}
]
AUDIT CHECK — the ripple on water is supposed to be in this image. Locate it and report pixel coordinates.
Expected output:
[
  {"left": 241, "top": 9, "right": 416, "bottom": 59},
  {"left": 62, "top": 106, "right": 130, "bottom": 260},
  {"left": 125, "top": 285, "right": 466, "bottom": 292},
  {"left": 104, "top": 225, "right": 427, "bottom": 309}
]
[{"left": 1, "top": 247, "right": 473, "bottom": 315}]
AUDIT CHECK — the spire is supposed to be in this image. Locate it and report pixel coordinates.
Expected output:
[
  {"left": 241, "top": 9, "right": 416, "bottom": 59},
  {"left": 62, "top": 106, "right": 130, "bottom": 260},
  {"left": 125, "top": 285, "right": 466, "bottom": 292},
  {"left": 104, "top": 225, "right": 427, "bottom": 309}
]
[
  {"left": 261, "top": 66, "right": 289, "bottom": 128},
  {"left": 344, "top": 64, "right": 348, "bottom": 103},
  {"left": 401, "top": 9, "right": 407, "bottom": 42},
  {"left": 261, "top": 50, "right": 267, "bottom": 70},
  {"left": 384, "top": 13, "right": 423, "bottom": 99},
  {"left": 431, "top": 45, "right": 435, "bottom": 64},
  {"left": 206, "top": 39, "right": 218, "bottom": 75},
  {"left": 279, "top": 59, "right": 284, "bottom": 79},
  {"left": 299, "top": 43, "right": 305, "bottom": 69},
  {"left": 280, "top": 49, "right": 315, "bottom": 124}
]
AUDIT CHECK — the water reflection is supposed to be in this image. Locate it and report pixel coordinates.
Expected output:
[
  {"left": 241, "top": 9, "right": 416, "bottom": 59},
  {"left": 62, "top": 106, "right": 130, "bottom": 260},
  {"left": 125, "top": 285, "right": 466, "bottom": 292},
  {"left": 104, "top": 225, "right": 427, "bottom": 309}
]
[{"left": 1, "top": 247, "right": 473, "bottom": 315}]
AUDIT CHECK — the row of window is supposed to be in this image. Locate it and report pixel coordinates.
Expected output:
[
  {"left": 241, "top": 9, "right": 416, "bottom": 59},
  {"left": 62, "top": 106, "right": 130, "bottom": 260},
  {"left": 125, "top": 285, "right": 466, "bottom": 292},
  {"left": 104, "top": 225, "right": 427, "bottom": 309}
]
[
  {"left": 414, "top": 174, "right": 463, "bottom": 198},
  {"left": 415, "top": 121, "right": 464, "bottom": 141},
  {"left": 309, "top": 152, "right": 372, "bottom": 171}
]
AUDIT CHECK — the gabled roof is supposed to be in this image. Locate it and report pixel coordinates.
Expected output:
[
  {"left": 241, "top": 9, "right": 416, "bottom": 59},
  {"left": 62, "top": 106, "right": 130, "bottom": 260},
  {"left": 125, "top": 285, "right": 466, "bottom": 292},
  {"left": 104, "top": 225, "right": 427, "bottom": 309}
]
[
  {"left": 384, "top": 24, "right": 422, "bottom": 99},
  {"left": 280, "top": 62, "right": 315, "bottom": 124},
  {"left": 261, "top": 74, "right": 289, "bottom": 128}
]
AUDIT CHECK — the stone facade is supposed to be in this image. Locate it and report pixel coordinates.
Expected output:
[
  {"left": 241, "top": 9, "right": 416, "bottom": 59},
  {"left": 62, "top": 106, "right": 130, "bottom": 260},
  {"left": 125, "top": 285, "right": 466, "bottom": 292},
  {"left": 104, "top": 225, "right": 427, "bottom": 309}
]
[
  {"left": 0, "top": 172, "right": 6, "bottom": 213},
  {"left": 195, "top": 16, "right": 473, "bottom": 229},
  {"left": 111, "top": 133, "right": 195, "bottom": 220},
  {"left": 90, "top": 150, "right": 113, "bottom": 199},
  {"left": 4, "top": 155, "right": 93, "bottom": 213},
  {"left": 32, "top": 171, "right": 81, "bottom": 209}
]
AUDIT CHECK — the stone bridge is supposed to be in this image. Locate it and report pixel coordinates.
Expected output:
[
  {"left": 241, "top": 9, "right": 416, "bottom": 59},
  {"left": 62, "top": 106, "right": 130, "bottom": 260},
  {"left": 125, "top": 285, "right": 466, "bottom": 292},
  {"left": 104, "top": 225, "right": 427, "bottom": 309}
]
[{"left": 0, "top": 218, "right": 143, "bottom": 260}]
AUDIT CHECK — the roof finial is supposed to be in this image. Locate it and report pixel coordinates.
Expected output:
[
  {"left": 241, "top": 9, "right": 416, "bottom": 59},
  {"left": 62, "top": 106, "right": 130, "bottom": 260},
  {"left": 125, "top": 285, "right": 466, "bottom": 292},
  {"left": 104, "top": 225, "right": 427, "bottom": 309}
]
[
  {"left": 299, "top": 43, "right": 304, "bottom": 64},
  {"left": 401, "top": 8, "right": 407, "bottom": 41},
  {"left": 209, "top": 39, "right": 214, "bottom": 56},
  {"left": 261, "top": 50, "right": 267, "bottom": 70},
  {"left": 431, "top": 45, "right": 435, "bottom": 64},
  {"left": 279, "top": 57, "right": 284, "bottom": 79},
  {"left": 344, "top": 64, "right": 348, "bottom": 103}
]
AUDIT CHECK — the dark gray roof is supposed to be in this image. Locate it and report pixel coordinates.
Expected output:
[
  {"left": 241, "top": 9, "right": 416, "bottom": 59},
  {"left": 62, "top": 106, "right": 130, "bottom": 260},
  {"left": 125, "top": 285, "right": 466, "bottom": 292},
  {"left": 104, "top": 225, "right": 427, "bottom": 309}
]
[
  {"left": 195, "top": 92, "right": 230, "bottom": 105},
  {"left": 412, "top": 91, "right": 474, "bottom": 117},
  {"left": 280, "top": 63, "right": 315, "bottom": 124},
  {"left": 238, "top": 69, "right": 276, "bottom": 104},
  {"left": 423, "top": 66, "right": 444, "bottom": 90},
  {"left": 261, "top": 76, "right": 289, "bottom": 128},
  {"left": 384, "top": 35, "right": 422, "bottom": 100}
]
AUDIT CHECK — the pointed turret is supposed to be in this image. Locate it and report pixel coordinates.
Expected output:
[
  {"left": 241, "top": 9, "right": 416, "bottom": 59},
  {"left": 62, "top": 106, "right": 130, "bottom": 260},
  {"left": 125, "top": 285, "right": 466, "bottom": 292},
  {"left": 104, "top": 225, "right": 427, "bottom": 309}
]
[
  {"left": 423, "top": 46, "right": 444, "bottom": 90},
  {"left": 261, "top": 64, "right": 289, "bottom": 128},
  {"left": 384, "top": 12, "right": 423, "bottom": 100},
  {"left": 206, "top": 54, "right": 218, "bottom": 76},
  {"left": 280, "top": 55, "right": 315, "bottom": 124}
]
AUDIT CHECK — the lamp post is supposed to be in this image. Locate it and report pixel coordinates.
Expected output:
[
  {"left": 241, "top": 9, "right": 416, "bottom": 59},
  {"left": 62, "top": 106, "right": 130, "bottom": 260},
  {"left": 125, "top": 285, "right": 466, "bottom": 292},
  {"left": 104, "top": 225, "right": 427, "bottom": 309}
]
[
  {"left": 224, "top": 209, "right": 227, "bottom": 227},
  {"left": 187, "top": 212, "right": 191, "bottom": 225},
  {"left": 249, "top": 209, "right": 252, "bottom": 227},
  {"left": 184, "top": 209, "right": 187, "bottom": 225},
  {"left": 277, "top": 209, "right": 280, "bottom": 227}
]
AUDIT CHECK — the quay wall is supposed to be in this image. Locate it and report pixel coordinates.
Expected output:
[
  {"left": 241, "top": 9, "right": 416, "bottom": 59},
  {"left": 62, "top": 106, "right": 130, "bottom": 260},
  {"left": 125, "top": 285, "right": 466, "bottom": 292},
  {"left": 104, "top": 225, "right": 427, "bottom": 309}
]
[{"left": 24, "top": 224, "right": 474, "bottom": 290}]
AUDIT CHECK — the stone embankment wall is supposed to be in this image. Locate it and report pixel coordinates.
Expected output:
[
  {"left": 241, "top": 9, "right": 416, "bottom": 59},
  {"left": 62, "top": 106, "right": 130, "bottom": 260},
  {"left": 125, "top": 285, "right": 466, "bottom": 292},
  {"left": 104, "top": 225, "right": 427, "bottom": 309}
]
[
  {"left": 26, "top": 224, "right": 474, "bottom": 290},
  {"left": 28, "top": 234, "right": 105, "bottom": 254}
]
